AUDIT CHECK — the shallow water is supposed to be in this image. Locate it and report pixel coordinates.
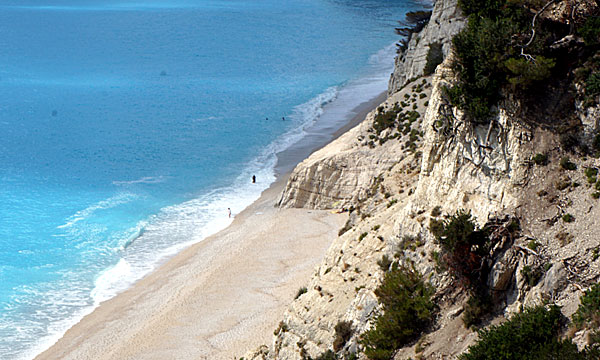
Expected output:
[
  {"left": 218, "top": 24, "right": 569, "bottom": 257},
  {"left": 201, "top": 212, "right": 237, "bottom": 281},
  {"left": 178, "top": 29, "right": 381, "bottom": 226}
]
[{"left": 0, "top": 0, "right": 425, "bottom": 358}]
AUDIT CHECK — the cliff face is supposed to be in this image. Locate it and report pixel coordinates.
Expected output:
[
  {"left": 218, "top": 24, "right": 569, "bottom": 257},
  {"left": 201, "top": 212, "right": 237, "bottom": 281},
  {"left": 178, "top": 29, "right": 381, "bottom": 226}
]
[
  {"left": 388, "top": 0, "right": 465, "bottom": 95},
  {"left": 276, "top": 79, "right": 430, "bottom": 210},
  {"left": 248, "top": 0, "right": 600, "bottom": 359}
]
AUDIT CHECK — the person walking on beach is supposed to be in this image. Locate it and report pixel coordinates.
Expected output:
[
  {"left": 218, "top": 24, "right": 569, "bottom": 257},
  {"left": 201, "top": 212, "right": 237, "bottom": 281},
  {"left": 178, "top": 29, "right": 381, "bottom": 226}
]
[
  {"left": 228, "top": 208, "right": 231, "bottom": 218},
  {"left": 252, "top": 175, "right": 256, "bottom": 183}
]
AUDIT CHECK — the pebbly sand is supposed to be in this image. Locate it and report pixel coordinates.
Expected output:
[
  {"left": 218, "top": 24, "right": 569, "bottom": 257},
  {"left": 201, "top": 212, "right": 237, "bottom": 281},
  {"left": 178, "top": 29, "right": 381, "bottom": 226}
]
[{"left": 34, "top": 93, "right": 384, "bottom": 360}]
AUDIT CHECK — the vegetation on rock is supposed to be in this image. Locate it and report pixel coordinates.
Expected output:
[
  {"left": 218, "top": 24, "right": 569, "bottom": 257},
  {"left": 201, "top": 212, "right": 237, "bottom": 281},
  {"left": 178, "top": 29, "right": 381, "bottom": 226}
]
[
  {"left": 459, "top": 305, "right": 595, "bottom": 359},
  {"left": 430, "top": 210, "right": 492, "bottom": 287},
  {"left": 395, "top": 11, "right": 432, "bottom": 52},
  {"left": 361, "top": 264, "right": 434, "bottom": 360},
  {"left": 573, "top": 283, "right": 600, "bottom": 329},
  {"left": 333, "top": 321, "right": 354, "bottom": 352},
  {"left": 449, "top": 0, "right": 598, "bottom": 123}
]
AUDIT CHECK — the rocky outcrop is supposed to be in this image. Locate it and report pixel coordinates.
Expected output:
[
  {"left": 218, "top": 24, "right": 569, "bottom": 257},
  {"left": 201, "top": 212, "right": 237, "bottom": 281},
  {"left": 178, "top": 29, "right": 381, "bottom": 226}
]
[
  {"left": 276, "top": 80, "right": 430, "bottom": 210},
  {"left": 388, "top": 0, "right": 465, "bottom": 95},
  {"left": 276, "top": 0, "right": 464, "bottom": 210},
  {"left": 247, "top": 1, "right": 600, "bottom": 359}
]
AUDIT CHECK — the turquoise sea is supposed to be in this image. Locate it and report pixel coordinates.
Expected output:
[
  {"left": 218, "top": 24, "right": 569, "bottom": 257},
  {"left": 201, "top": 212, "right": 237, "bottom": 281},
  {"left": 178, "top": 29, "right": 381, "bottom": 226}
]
[{"left": 0, "top": 0, "right": 426, "bottom": 358}]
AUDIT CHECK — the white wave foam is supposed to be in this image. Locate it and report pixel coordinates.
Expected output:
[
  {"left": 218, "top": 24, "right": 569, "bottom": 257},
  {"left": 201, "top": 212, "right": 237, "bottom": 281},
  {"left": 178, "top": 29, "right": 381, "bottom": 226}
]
[
  {"left": 57, "top": 193, "right": 137, "bottom": 229},
  {"left": 112, "top": 176, "right": 166, "bottom": 186},
  {"left": 261, "top": 86, "right": 339, "bottom": 157},
  {"left": 368, "top": 43, "right": 398, "bottom": 68},
  {"left": 91, "top": 259, "right": 134, "bottom": 305}
]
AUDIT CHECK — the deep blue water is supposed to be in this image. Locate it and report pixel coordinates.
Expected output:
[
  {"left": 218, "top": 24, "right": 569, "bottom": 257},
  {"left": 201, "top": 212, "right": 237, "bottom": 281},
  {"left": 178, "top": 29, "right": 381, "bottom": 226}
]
[{"left": 0, "top": 0, "right": 425, "bottom": 358}]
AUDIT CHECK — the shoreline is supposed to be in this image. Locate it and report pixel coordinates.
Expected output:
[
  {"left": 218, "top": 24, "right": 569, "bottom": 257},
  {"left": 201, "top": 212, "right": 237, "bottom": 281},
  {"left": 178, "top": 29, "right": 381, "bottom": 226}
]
[
  {"left": 274, "top": 91, "right": 387, "bottom": 175},
  {"left": 35, "top": 176, "right": 347, "bottom": 360},
  {"left": 33, "top": 88, "right": 385, "bottom": 360}
]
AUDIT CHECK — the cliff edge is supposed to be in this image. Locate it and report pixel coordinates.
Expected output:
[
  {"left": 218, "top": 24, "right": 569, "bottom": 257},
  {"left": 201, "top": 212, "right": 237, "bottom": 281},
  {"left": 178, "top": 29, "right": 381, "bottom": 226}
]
[{"left": 247, "top": 0, "right": 600, "bottom": 359}]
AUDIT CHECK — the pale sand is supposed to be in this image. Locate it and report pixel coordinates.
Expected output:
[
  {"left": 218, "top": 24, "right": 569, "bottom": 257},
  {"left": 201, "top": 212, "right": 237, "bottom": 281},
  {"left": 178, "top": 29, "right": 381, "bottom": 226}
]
[
  {"left": 35, "top": 179, "right": 347, "bottom": 360},
  {"left": 35, "top": 91, "right": 384, "bottom": 360}
]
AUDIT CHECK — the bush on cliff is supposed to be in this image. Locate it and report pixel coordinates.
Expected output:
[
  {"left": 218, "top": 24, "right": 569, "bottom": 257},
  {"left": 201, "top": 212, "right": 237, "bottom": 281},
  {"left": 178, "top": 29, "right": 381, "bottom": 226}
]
[
  {"left": 333, "top": 321, "right": 354, "bottom": 352},
  {"left": 459, "top": 305, "right": 593, "bottom": 360},
  {"left": 573, "top": 283, "right": 600, "bottom": 329},
  {"left": 572, "top": 284, "right": 600, "bottom": 357},
  {"left": 361, "top": 264, "right": 434, "bottom": 360},
  {"left": 579, "top": 16, "right": 600, "bottom": 46},
  {"left": 431, "top": 210, "right": 492, "bottom": 287},
  {"left": 449, "top": 0, "right": 565, "bottom": 122}
]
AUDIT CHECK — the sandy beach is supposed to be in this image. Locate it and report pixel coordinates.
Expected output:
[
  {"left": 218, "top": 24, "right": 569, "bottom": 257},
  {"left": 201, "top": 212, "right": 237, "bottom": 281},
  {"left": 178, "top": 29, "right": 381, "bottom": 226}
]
[
  {"left": 35, "top": 178, "right": 346, "bottom": 360},
  {"left": 34, "top": 91, "right": 383, "bottom": 360}
]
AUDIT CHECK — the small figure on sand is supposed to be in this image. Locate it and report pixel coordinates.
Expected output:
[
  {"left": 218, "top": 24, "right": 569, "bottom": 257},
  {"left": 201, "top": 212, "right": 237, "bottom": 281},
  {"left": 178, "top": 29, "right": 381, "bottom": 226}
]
[
  {"left": 228, "top": 208, "right": 231, "bottom": 218},
  {"left": 252, "top": 175, "right": 256, "bottom": 183}
]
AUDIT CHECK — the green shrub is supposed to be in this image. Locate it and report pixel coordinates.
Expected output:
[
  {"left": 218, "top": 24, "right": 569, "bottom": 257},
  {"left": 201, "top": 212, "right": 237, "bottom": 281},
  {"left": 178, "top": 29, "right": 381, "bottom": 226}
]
[
  {"left": 505, "top": 56, "right": 555, "bottom": 90},
  {"left": 527, "top": 240, "right": 540, "bottom": 251},
  {"left": 448, "top": 7, "right": 529, "bottom": 122},
  {"left": 377, "top": 255, "right": 393, "bottom": 272},
  {"left": 585, "top": 167, "right": 598, "bottom": 180},
  {"left": 373, "top": 104, "right": 401, "bottom": 135},
  {"left": 458, "top": 0, "right": 504, "bottom": 17},
  {"left": 431, "top": 205, "right": 442, "bottom": 217},
  {"left": 333, "top": 321, "right": 354, "bottom": 352},
  {"left": 359, "top": 232, "right": 368, "bottom": 241},
  {"left": 579, "top": 16, "right": 600, "bottom": 46},
  {"left": 424, "top": 42, "right": 444, "bottom": 75},
  {"left": 450, "top": 0, "right": 567, "bottom": 123},
  {"left": 463, "top": 295, "right": 492, "bottom": 328},
  {"left": 446, "top": 16, "right": 506, "bottom": 122},
  {"left": 560, "top": 157, "right": 577, "bottom": 170},
  {"left": 573, "top": 284, "right": 600, "bottom": 329},
  {"left": 586, "top": 72, "right": 600, "bottom": 97},
  {"left": 361, "top": 264, "right": 435, "bottom": 360},
  {"left": 562, "top": 214, "right": 574, "bottom": 223},
  {"left": 432, "top": 210, "right": 492, "bottom": 285},
  {"left": 521, "top": 265, "right": 543, "bottom": 287},
  {"left": 459, "top": 305, "right": 590, "bottom": 360},
  {"left": 533, "top": 153, "right": 548, "bottom": 166},
  {"left": 429, "top": 218, "right": 445, "bottom": 238},
  {"left": 295, "top": 287, "right": 308, "bottom": 299}
]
